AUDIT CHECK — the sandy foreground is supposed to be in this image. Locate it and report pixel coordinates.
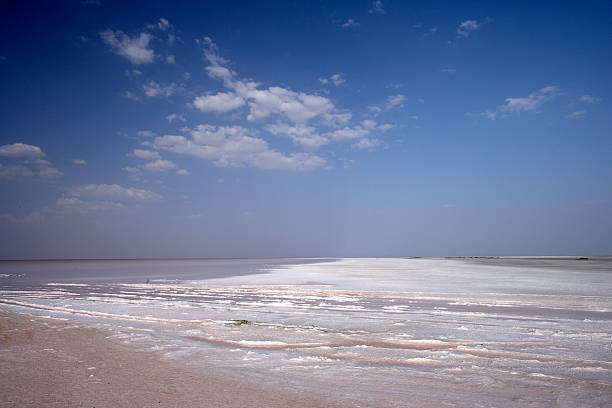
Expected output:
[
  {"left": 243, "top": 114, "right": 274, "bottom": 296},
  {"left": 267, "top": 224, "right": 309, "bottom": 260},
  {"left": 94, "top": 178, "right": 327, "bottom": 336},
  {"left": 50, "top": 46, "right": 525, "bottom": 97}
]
[{"left": 0, "top": 311, "right": 348, "bottom": 408}]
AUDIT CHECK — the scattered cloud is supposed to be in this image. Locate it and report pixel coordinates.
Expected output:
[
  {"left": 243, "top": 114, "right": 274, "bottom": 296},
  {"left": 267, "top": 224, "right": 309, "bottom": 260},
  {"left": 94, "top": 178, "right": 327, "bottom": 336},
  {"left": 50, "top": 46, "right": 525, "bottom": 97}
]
[
  {"left": 125, "top": 91, "right": 141, "bottom": 101},
  {"left": 457, "top": 20, "right": 480, "bottom": 37},
  {"left": 100, "top": 30, "right": 154, "bottom": 65},
  {"left": 176, "top": 169, "right": 189, "bottom": 175},
  {"left": 73, "top": 159, "right": 87, "bottom": 165},
  {"left": 193, "top": 91, "right": 246, "bottom": 114},
  {"left": 369, "top": 1, "right": 385, "bottom": 15},
  {"left": 0, "top": 143, "right": 62, "bottom": 180},
  {"left": 167, "top": 113, "right": 187, "bottom": 123},
  {"left": 143, "top": 81, "right": 179, "bottom": 98},
  {"left": 502, "top": 86, "right": 560, "bottom": 113},
  {"left": 342, "top": 19, "right": 360, "bottom": 28},
  {"left": 567, "top": 110, "right": 586, "bottom": 119},
  {"left": 69, "top": 184, "right": 162, "bottom": 201},
  {"left": 266, "top": 123, "right": 329, "bottom": 149},
  {"left": 166, "top": 55, "right": 176, "bottom": 64},
  {"left": 352, "top": 138, "right": 383, "bottom": 150},
  {"left": 319, "top": 73, "right": 345, "bottom": 86},
  {"left": 130, "top": 149, "right": 161, "bottom": 160},
  {"left": 478, "top": 86, "right": 561, "bottom": 120},
  {"left": 154, "top": 125, "right": 326, "bottom": 171},
  {"left": 0, "top": 143, "right": 45, "bottom": 159},
  {"left": 370, "top": 94, "right": 406, "bottom": 114},
  {"left": 0, "top": 211, "right": 44, "bottom": 223},
  {"left": 439, "top": 68, "right": 456, "bottom": 74},
  {"left": 143, "top": 159, "right": 177, "bottom": 172},
  {"left": 136, "top": 130, "right": 156, "bottom": 138},
  {"left": 579, "top": 94, "right": 601, "bottom": 104},
  {"left": 194, "top": 37, "right": 335, "bottom": 124}
]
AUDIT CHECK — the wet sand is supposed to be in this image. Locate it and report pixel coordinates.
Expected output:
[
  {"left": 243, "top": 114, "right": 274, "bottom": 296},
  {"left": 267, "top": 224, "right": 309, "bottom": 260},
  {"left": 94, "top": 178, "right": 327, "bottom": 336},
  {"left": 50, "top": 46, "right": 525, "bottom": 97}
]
[{"left": 0, "top": 311, "right": 347, "bottom": 408}]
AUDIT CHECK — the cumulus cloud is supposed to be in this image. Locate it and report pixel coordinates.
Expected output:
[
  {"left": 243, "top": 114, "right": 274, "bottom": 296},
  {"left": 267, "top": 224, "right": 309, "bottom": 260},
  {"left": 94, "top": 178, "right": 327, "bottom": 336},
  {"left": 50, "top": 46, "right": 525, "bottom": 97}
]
[
  {"left": 176, "top": 169, "right": 189, "bottom": 175},
  {"left": 142, "top": 81, "right": 179, "bottom": 98},
  {"left": 266, "top": 123, "right": 329, "bottom": 149},
  {"left": 194, "top": 37, "right": 335, "bottom": 124},
  {"left": 352, "top": 138, "right": 383, "bottom": 150},
  {"left": 143, "top": 159, "right": 177, "bottom": 172},
  {"left": 153, "top": 125, "right": 326, "bottom": 171},
  {"left": 369, "top": 1, "right": 385, "bottom": 15},
  {"left": 136, "top": 130, "right": 156, "bottom": 138},
  {"left": 457, "top": 20, "right": 480, "bottom": 37},
  {"left": 342, "top": 19, "right": 360, "bottom": 28},
  {"left": 69, "top": 184, "right": 162, "bottom": 201},
  {"left": 0, "top": 143, "right": 62, "bottom": 180},
  {"left": 130, "top": 149, "right": 161, "bottom": 160},
  {"left": 193, "top": 92, "right": 246, "bottom": 114},
  {"left": 100, "top": 30, "right": 154, "bottom": 65},
  {"left": 0, "top": 143, "right": 45, "bottom": 159},
  {"left": 502, "top": 86, "right": 560, "bottom": 113},
  {"left": 73, "top": 159, "right": 87, "bottom": 165}
]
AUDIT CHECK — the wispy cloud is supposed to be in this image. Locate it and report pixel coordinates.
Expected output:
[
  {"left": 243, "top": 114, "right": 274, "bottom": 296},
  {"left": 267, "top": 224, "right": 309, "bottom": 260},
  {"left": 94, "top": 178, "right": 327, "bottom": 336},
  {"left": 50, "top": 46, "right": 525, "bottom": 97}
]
[
  {"left": 369, "top": 1, "right": 385, "bottom": 15},
  {"left": 567, "top": 110, "right": 586, "bottom": 119},
  {"left": 579, "top": 94, "right": 601, "bottom": 104},
  {"left": 100, "top": 30, "right": 155, "bottom": 65},
  {"left": 342, "top": 19, "right": 360, "bottom": 28}
]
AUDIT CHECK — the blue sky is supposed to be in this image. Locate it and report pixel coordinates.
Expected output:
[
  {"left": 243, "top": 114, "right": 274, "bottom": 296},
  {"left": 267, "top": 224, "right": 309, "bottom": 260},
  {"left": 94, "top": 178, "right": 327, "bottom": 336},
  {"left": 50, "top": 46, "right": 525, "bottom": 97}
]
[{"left": 1, "top": 0, "right": 611, "bottom": 258}]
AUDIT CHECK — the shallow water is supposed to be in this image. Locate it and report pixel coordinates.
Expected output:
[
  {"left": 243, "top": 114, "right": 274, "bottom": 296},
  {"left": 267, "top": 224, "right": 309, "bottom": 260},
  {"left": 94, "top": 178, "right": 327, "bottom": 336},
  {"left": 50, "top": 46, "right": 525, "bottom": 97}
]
[{"left": 1, "top": 257, "right": 611, "bottom": 407}]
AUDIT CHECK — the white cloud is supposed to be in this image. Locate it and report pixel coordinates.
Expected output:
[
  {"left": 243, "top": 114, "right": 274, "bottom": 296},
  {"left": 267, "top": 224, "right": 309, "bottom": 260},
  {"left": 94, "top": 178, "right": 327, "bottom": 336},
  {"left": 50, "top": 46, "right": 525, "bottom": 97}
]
[
  {"left": 143, "top": 81, "right": 178, "bottom": 98},
  {"left": 0, "top": 163, "right": 34, "bottom": 179},
  {"left": 0, "top": 211, "right": 44, "bottom": 223},
  {"left": 265, "top": 123, "right": 329, "bottom": 149},
  {"left": 166, "top": 55, "right": 176, "bottom": 64},
  {"left": 154, "top": 125, "right": 326, "bottom": 171},
  {"left": 193, "top": 92, "right": 246, "bottom": 114},
  {"left": 176, "top": 169, "right": 189, "bottom": 175},
  {"left": 73, "top": 159, "right": 87, "bottom": 165},
  {"left": 325, "top": 126, "right": 371, "bottom": 141},
  {"left": 56, "top": 197, "right": 126, "bottom": 213},
  {"left": 369, "top": 1, "right": 385, "bottom": 15},
  {"left": 567, "top": 110, "right": 586, "bottom": 119},
  {"left": 378, "top": 123, "right": 394, "bottom": 132},
  {"left": 579, "top": 94, "right": 601, "bottom": 104},
  {"left": 100, "top": 30, "right": 154, "bottom": 65},
  {"left": 361, "top": 119, "right": 377, "bottom": 130},
  {"left": 122, "top": 167, "right": 140, "bottom": 173},
  {"left": 69, "top": 184, "right": 162, "bottom": 201},
  {"left": 502, "top": 86, "right": 560, "bottom": 113},
  {"left": 0, "top": 143, "right": 45, "bottom": 159},
  {"left": 136, "top": 130, "right": 156, "bottom": 138},
  {"left": 196, "top": 38, "right": 335, "bottom": 124},
  {"left": 457, "top": 20, "right": 480, "bottom": 37},
  {"left": 353, "top": 138, "right": 382, "bottom": 150},
  {"left": 386, "top": 94, "right": 406, "bottom": 109},
  {"left": 130, "top": 149, "right": 161, "bottom": 160},
  {"left": 149, "top": 18, "right": 170, "bottom": 31},
  {"left": 342, "top": 19, "right": 360, "bottom": 28},
  {"left": 143, "top": 159, "right": 177, "bottom": 172},
  {"left": 125, "top": 91, "right": 140, "bottom": 101},
  {"left": 167, "top": 113, "right": 186, "bottom": 123},
  {"left": 439, "top": 68, "right": 456, "bottom": 74},
  {"left": 0, "top": 143, "right": 62, "bottom": 180},
  {"left": 320, "top": 73, "right": 345, "bottom": 86}
]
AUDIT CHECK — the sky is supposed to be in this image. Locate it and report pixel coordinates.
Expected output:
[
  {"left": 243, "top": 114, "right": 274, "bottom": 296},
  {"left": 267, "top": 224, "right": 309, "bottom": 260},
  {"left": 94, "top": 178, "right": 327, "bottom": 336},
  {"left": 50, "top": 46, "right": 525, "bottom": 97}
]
[{"left": 1, "top": 0, "right": 611, "bottom": 259}]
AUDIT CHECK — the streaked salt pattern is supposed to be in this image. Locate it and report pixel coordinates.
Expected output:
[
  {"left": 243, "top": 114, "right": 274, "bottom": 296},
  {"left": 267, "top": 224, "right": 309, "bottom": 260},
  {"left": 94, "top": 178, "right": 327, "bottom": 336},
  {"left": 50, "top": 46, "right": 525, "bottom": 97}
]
[{"left": 1, "top": 258, "right": 611, "bottom": 407}]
